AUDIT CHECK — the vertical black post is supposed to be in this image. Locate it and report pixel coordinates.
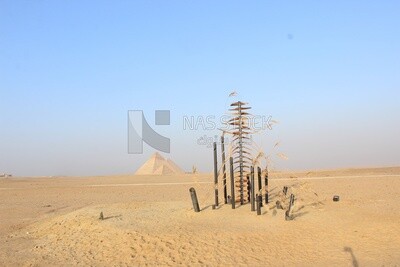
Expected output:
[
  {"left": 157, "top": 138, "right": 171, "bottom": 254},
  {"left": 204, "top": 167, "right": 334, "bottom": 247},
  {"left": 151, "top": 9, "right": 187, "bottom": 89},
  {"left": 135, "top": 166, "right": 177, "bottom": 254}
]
[
  {"left": 230, "top": 157, "right": 235, "bottom": 209},
  {"left": 264, "top": 168, "right": 269, "bottom": 204},
  {"left": 257, "top": 166, "right": 262, "bottom": 206},
  {"left": 246, "top": 174, "right": 250, "bottom": 202},
  {"left": 256, "top": 194, "right": 262, "bottom": 215},
  {"left": 240, "top": 165, "right": 244, "bottom": 205},
  {"left": 221, "top": 136, "right": 227, "bottom": 204},
  {"left": 213, "top": 142, "right": 219, "bottom": 207},
  {"left": 251, "top": 166, "right": 255, "bottom": 211},
  {"left": 189, "top": 187, "right": 200, "bottom": 212}
]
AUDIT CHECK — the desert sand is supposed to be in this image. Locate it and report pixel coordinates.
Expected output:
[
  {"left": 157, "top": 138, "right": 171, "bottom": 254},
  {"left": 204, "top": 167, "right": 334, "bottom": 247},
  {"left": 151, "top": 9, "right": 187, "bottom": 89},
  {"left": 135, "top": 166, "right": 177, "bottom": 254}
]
[{"left": 1, "top": 167, "right": 400, "bottom": 266}]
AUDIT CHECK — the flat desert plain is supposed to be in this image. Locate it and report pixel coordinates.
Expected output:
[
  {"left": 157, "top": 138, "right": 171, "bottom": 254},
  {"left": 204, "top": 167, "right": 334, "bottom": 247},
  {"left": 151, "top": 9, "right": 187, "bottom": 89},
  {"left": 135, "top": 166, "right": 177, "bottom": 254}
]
[{"left": 1, "top": 167, "right": 400, "bottom": 266}]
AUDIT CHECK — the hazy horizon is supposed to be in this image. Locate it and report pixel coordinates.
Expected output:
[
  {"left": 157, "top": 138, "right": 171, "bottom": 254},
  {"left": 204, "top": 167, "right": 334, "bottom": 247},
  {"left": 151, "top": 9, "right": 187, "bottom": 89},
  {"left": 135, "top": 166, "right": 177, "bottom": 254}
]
[{"left": 1, "top": 1, "right": 399, "bottom": 176}]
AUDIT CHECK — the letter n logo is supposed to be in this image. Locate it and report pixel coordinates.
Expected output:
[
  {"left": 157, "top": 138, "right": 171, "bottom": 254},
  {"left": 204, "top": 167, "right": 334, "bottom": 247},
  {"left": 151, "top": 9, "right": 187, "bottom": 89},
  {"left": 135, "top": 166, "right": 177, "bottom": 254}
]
[{"left": 128, "top": 110, "right": 170, "bottom": 154}]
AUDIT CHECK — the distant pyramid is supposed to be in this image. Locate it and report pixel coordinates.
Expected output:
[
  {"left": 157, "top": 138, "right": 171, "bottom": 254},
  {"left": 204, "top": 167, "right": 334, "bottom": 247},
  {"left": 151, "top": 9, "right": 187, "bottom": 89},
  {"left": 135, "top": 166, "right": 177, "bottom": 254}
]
[
  {"left": 166, "top": 159, "right": 185, "bottom": 174},
  {"left": 135, "top": 152, "right": 185, "bottom": 175}
]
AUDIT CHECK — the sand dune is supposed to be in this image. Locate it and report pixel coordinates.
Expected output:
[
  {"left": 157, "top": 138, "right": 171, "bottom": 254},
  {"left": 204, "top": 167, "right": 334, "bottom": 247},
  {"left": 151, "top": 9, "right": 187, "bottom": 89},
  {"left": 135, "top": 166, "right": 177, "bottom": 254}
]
[{"left": 1, "top": 168, "right": 400, "bottom": 266}]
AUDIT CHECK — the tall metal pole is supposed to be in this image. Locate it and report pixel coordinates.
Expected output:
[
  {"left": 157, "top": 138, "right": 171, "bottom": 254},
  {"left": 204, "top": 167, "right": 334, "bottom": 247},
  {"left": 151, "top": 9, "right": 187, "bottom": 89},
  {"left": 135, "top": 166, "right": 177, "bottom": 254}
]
[
  {"left": 257, "top": 166, "right": 262, "bottom": 206},
  {"left": 230, "top": 157, "right": 235, "bottom": 209},
  {"left": 264, "top": 167, "right": 269, "bottom": 204},
  {"left": 221, "top": 136, "right": 227, "bottom": 204},
  {"left": 251, "top": 166, "right": 255, "bottom": 211},
  {"left": 238, "top": 102, "right": 244, "bottom": 205},
  {"left": 213, "top": 142, "right": 219, "bottom": 207}
]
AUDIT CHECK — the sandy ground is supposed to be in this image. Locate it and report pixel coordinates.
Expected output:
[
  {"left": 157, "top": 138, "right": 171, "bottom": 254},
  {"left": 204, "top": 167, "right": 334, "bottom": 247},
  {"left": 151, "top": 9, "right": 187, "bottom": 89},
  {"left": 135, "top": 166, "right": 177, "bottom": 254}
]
[{"left": 1, "top": 167, "right": 400, "bottom": 266}]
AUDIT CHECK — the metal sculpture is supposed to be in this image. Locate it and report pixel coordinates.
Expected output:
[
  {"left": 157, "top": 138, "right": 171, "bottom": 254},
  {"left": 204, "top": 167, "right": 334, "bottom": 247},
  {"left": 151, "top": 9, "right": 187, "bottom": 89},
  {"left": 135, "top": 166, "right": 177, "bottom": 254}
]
[{"left": 228, "top": 101, "right": 253, "bottom": 204}]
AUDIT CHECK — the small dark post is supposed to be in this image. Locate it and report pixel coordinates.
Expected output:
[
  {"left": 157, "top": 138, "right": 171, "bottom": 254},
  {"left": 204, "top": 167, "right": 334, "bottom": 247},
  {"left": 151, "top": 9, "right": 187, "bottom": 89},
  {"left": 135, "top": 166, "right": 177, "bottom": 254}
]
[
  {"left": 257, "top": 167, "right": 263, "bottom": 206},
  {"left": 247, "top": 174, "right": 250, "bottom": 202},
  {"left": 251, "top": 166, "right": 255, "bottom": 211},
  {"left": 256, "top": 194, "right": 262, "bottom": 215},
  {"left": 213, "top": 142, "right": 219, "bottom": 207},
  {"left": 264, "top": 168, "right": 269, "bottom": 204},
  {"left": 99, "top": 212, "right": 104, "bottom": 220},
  {"left": 230, "top": 157, "right": 235, "bottom": 209},
  {"left": 221, "top": 136, "right": 227, "bottom": 204},
  {"left": 283, "top": 186, "right": 288, "bottom": 196},
  {"left": 290, "top": 194, "right": 295, "bottom": 207},
  {"left": 189, "top": 187, "right": 200, "bottom": 212},
  {"left": 285, "top": 194, "right": 295, "bottom": 220}
]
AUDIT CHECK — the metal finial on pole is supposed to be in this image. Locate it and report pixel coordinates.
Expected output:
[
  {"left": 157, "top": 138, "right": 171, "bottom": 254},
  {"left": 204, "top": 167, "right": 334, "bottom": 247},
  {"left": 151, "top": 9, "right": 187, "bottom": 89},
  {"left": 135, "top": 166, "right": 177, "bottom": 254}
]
[{"left": 213, "top": 142, "right": 219, "bottom": 208}]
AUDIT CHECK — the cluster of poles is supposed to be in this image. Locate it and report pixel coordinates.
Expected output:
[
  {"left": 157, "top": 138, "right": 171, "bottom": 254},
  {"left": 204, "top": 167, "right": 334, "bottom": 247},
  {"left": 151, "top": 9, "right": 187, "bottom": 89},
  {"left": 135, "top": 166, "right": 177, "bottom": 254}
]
[
  {"left": 213, "top": 138, "right": 269, "bottom": 215},
  {"left": 189, "top": 100, "right": 297, "bottom": 218},
  {"left": 189, "top": 139, "right": 296, "bottom": 220},
  {"left": 189, "top": 142, "right": 295, "bottom": 220}
]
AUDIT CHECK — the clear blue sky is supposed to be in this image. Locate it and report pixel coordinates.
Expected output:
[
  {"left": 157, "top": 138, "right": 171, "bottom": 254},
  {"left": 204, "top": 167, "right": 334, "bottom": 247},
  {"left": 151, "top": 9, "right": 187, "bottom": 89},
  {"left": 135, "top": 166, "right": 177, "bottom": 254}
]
[{"left": 1, "top": 1, "right": 399, "bottom": 176}]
